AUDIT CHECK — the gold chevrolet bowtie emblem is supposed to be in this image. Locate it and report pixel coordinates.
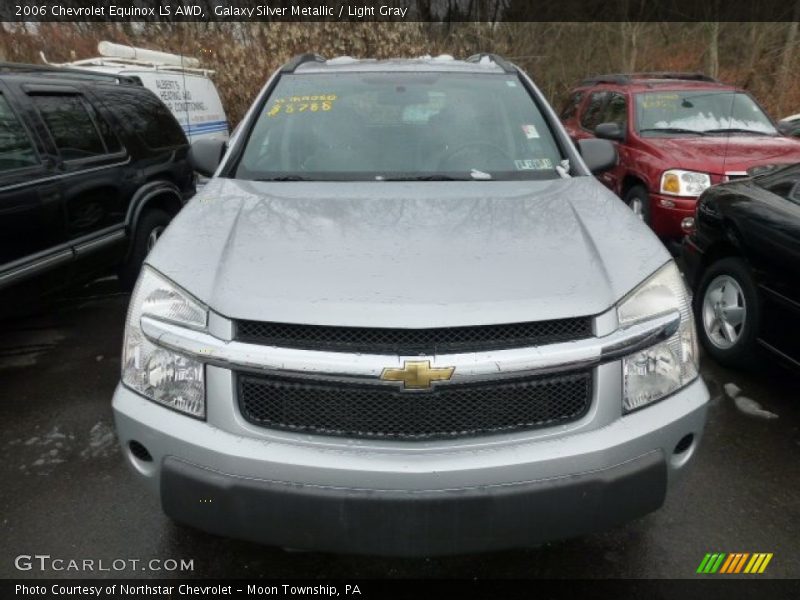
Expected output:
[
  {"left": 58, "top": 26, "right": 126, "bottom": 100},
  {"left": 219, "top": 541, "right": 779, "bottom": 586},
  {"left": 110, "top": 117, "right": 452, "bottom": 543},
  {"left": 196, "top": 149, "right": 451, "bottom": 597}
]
[{"left": 380, "top": 360, "right": 455, "bottom": 390}]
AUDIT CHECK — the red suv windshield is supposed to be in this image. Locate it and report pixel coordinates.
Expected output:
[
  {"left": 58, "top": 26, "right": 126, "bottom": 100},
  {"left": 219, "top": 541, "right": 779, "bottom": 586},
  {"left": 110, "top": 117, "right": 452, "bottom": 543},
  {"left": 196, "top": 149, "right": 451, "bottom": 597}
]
[{"left": 634, "top": 91, "right": 777, "bottom": 136}]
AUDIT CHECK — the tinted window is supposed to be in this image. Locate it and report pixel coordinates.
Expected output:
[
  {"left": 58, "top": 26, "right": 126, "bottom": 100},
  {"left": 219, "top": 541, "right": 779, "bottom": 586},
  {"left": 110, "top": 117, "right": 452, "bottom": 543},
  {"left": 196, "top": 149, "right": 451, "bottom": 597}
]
[
  {"left": 85, "top": 101, "right": 122, "bottom": 153},
  {"left": 757, "top": 165, "right": 800, "bottom": 204},
  {"left": 560, "top": 91, "right": 584, "bottom": 120},
  {"left": 580, "top": 92, "right": 608, "bottom": 131},
  {"left": 0, "top": 94, "right": 38, "bottom": 171},
  {"left": 236, "top": 72, "right": 565, "bottom": 181},
  {"left": 103, "top": 89, "right": 186, "bottom": 149},
  {"left": 601, "top": 93, "right": 627, "bottom": 126},
  {"left": 33, "top": 94, "right": 105, "bottom": 160}
]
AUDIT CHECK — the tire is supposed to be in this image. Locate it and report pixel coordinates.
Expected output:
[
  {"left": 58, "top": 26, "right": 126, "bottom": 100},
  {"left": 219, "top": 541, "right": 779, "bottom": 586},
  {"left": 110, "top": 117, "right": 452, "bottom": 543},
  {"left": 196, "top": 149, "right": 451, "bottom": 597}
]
[
  {"left": 118, "top": 209, "right": 171, "bottom": 291},
  {"left": 694, "top": 256, "right": 761, "bottom": 368},
  {"left": 623, "top": 185, "right": 651, "bottom": 225}
]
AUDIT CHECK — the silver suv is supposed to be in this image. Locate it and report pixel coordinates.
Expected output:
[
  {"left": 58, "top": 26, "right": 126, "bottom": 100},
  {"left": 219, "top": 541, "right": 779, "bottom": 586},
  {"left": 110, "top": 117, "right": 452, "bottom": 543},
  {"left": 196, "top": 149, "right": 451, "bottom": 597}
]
[{"left": 112, "top": 53, "right": 709, "bottom": 556}]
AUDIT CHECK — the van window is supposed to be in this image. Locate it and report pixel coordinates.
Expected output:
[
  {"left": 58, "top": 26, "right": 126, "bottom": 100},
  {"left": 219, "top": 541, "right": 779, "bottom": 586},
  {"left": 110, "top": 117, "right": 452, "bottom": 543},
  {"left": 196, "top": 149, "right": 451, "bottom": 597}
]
[
  {"left": 103, "top": 89, "right": 186, "bottom": 149},
  {"left": 0, "top": 94, "right": 38, "bottom": 171},
  {"left": 32, "top": 95, "right": 106, "bottom": 160}
]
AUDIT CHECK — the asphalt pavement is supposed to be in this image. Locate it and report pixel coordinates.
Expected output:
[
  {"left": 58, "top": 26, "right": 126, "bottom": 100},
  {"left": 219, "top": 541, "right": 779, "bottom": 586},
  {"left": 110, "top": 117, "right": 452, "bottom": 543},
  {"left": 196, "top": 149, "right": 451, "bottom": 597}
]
[{"left": 1, "top": 277, "right": 798, "bottom": 579}]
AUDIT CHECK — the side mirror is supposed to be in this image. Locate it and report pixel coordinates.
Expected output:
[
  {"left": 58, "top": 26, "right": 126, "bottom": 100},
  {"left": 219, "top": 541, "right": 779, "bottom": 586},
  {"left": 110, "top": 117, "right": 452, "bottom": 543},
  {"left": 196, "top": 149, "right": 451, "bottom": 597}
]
[
  {"left": 577, "top": 138, "right": 618, "bottom": 174},
  {"left": 594, "top": 121, "right": 625, "bottom": 141},
  {"left": 189, "top": 138, "right": 227, "bottom": 177}
]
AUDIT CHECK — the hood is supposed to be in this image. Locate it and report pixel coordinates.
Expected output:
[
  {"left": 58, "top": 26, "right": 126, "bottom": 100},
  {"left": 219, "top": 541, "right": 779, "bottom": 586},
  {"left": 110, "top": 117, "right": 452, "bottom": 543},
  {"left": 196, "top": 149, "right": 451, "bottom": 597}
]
[
  {"left": 147, "top": 177, "right": 669, "bottom": 327},
  {"left": 649, "top": 135, "right": 800, "bottom": 174}
]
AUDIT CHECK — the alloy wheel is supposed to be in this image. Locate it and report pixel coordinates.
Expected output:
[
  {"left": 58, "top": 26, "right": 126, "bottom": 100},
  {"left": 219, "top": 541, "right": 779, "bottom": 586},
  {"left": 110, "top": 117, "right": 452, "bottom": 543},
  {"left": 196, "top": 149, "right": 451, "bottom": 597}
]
[{"left": 702, "top": 274, "right": 747, "bottom": 349}]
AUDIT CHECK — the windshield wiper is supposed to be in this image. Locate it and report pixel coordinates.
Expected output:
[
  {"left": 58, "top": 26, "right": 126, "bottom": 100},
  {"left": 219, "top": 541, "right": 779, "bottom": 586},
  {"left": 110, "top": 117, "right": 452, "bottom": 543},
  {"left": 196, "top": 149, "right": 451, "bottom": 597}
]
[
  {"left": 703, "top": 128, "right": 773, "bottom": 136},
  {"left": 381, "top": 174, "right": 473, "bottom": 181},
  {"left": 254, "top": 175, "right": 311, "bottom": 181},
  {"left": 639, "top": 127, "right": 707, "bottom": 136}
]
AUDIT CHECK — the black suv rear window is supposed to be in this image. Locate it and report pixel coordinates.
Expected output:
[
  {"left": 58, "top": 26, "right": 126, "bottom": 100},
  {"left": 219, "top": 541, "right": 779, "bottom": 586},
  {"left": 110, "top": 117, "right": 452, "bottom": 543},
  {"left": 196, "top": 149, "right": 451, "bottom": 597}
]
[
  {"left": 0, "top": 94, "right": 38, "bottom": 170},
  {"left": 101, "top": 89, "right": 186, "bottom": 149},
  {"left": 32, "top": 95, "right": 106, "bottom": 161}
]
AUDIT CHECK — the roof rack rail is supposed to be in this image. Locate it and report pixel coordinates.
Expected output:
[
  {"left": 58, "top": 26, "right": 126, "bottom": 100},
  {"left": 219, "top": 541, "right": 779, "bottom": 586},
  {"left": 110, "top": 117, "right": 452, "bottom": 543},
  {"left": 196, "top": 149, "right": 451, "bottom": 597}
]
[
  {"left": 465, "top": 53, "right": 516, "bottom": 74},
  {"left": 281, "top": 53, "right": 326, "bottom": 73},
  {"left": 580, "top": 72, "right": 718, "bottom": 86},
  {"left": 0, "top": 61, "right": 141, "bottom": 85}
]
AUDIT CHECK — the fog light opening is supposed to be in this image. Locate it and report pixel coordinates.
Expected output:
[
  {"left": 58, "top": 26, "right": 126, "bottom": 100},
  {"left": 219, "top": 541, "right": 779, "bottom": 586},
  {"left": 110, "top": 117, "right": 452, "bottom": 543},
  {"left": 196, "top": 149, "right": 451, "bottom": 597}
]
[
  {"left": 674, "top": 434, "right": 694, "bottom": 456},
  {"left": 129, "top": 440, "right": 153, "bottom": 462}
]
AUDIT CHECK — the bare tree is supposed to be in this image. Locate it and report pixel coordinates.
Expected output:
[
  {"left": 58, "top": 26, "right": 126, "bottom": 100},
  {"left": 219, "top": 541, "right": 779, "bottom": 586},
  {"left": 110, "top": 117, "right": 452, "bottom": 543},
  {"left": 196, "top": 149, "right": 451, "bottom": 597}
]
[
  {"left": 705, "top": 22, "right": 720, "bottom": 78},
  {"left": 777, "top": 2, "right": 800, "bottom": 114}
]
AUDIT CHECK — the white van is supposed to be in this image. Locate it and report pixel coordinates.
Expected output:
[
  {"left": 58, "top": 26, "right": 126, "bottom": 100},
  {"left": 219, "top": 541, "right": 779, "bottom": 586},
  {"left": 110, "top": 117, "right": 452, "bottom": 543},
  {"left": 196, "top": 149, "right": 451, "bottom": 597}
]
[{"left": 42, "top": 41, "right": 229, "bottom": 143}]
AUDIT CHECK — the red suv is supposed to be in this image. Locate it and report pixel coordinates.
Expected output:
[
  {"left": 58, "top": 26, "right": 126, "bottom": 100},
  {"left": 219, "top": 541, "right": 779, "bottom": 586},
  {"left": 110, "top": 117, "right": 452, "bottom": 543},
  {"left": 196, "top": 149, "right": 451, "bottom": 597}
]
[{"left": 561, "top": 73, "right": 800, "bottom": 239}]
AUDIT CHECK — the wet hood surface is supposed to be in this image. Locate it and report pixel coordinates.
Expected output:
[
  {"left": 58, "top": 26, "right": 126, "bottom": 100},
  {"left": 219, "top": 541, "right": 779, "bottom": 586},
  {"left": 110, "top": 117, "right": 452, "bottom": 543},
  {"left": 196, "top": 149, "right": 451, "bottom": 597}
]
[
  {"left": 147, "top": 177, "right": 669, "bottom": 327},
  {"left": 651, "top": 135, "right": 800, "bottom": 173}
]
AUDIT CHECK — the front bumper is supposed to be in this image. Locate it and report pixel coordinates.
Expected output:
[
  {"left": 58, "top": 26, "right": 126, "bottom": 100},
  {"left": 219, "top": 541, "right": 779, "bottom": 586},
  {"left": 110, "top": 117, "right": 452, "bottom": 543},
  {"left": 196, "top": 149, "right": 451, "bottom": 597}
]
[
  {"left": 161, "top": 451, "right": 665, "bottom": 556},
  {"left": 113, "top": 373, "right": 708, "bottom": 556},
  {"left": 650, "top": 193, "right": 697, "bottom": 239}
]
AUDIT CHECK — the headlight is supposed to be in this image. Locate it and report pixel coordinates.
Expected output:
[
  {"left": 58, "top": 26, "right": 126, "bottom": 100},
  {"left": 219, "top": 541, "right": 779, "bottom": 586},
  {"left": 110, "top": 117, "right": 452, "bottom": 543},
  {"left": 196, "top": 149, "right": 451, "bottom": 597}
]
[
  {"left": 122, "top": 266, "right": 208, "bottom": 418},
  {"left": 618, "top": 262, "right": 698, "bottom": 413},
  {"left": 660, "top": 169, "right": 711, "bottom": 197}
]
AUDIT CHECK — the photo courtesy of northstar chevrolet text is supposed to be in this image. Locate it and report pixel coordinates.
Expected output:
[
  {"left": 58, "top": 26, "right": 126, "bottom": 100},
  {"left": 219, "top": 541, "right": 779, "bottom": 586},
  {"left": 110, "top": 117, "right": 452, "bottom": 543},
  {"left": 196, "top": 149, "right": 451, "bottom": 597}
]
[{"left": 0, "top": 0, "right": 799, "bottom": 596}]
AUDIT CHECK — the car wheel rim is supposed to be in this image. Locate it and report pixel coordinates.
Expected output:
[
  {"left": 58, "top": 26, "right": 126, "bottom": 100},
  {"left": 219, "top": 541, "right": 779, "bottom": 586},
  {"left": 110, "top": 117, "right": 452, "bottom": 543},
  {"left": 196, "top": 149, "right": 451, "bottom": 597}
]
[
  {"left": 702, "top": 275, "right": 747, "bottom": 350},
  {"left": 146, "top": 226, "right": 165, "bottom": 253},
  {"left": 629, "top": 197, "right": 644, "bottom": 219}
]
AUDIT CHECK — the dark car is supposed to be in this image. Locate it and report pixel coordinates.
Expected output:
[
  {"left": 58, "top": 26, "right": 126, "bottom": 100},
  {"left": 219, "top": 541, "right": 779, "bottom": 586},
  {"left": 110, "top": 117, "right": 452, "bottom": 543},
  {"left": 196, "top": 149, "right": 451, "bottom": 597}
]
[
  {"left": 779, "top": 115, "right": 800, "bottom": 138},
  {"left": 0, "top": 63, "right": 194, "bottom": 313},
  {"left": 683, "top": 163, "right": 800, "bottom": 369},
  {"left": 561, "top": 73, "right": 800, "bottom": 242}
]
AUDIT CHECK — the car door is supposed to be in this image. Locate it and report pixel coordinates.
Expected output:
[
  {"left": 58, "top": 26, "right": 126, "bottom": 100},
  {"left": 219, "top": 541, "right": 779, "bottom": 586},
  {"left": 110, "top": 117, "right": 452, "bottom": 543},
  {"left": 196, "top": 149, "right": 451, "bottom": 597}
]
[
  {"left": 559, "top": 90, "right": 585, "bottom": 143},
  {"left": 594, "top": 92, "right": 629, "bottom": 196},
  {"left": 25, "top": 85, "right": 131, "bottom": 273},
  {"left": 0, "top": 83, "right": 67, "bottom": 291},
  {"left": 574, "top": 91, "right": 609, "bottom": 143},
  {"left": 754, "top": 169, "right": 800, "bottom": 304}
]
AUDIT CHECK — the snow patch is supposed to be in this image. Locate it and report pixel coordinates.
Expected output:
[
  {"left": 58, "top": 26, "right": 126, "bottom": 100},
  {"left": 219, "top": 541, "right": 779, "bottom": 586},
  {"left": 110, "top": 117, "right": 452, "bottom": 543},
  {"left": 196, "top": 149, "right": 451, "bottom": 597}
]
[
  {"left": 80, "top": 422, "right": 118, "bottom": 459},
  {"left": 724, "top": 382, "right": 779, "bottom": 420}
]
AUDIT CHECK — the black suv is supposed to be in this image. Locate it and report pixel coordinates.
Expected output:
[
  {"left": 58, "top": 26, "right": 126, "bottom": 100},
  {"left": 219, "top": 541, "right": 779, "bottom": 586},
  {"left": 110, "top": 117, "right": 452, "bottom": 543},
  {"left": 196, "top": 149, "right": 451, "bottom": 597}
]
[{"left": 0, "top": 63, "right": 194, "bottom": 311}]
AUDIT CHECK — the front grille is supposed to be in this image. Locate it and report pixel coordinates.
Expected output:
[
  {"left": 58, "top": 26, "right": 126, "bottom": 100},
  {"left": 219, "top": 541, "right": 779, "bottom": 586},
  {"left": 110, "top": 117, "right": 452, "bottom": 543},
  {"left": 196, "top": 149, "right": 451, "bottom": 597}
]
[
  {"left": 238, "top": 371, "right": 592, "bottom": 440},
  {"left": 235, "top": 317, "right": 592, "bottom": 355}
]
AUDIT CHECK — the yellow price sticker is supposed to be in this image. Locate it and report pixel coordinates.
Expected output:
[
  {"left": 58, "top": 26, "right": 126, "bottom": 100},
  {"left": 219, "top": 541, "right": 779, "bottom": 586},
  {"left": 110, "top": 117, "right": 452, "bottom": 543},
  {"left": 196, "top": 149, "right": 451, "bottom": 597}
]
[{"left": 267, "top": 94, "right": 337, "bottom": 117}]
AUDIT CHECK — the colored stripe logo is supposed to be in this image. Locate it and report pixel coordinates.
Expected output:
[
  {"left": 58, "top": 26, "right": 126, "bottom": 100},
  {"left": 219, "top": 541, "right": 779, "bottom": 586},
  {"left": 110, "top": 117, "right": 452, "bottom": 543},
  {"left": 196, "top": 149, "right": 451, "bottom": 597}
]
[
  {"left": 181, "top": 119, "right": 229, "bottom": 133},
  {"left": 697, "top": 552, "right": 773, "bottom": 574}
]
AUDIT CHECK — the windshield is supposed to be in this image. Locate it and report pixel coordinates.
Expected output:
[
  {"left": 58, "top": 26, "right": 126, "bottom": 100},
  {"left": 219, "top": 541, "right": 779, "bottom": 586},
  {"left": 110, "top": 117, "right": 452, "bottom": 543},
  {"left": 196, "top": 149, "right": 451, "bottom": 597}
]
[
  {"left": 634, "top": 91, "right": 777, "bottom": 136},
  {"left": 234, "top": 72, "right": 565, "bottom": 181}
]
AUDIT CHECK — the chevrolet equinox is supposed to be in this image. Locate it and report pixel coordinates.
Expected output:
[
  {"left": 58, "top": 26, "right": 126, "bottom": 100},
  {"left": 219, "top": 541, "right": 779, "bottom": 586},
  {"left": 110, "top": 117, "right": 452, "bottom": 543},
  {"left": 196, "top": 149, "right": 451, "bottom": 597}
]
[{"left": 112, "top": 54, "right": 709, "bottom": 556}]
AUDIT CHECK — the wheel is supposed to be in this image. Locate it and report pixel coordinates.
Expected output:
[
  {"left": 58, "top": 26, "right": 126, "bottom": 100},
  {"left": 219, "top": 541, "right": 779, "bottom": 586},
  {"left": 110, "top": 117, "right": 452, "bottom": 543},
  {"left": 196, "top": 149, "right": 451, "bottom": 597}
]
[
  {"left": 694, "top": 256, "right": 761, "bottom": 368},
  {"left": 623, "top": 185, "right": 651, "bottom": 225},
  {"left": 118, "top": 209, "right": 171, "bottom": 290}
]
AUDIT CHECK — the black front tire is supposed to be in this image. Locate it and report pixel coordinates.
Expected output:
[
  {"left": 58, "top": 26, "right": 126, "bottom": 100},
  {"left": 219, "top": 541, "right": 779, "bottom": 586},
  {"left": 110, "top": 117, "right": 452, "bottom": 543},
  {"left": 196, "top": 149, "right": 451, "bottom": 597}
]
[
  {"left": 694, "top": 256, "right": 761, "bottom": 368},
  {"left": 623, "top": 185, "right": 652, "bottom": 225},
  {"left": 118, "top": 209, "right": 172, "bottom": 291}
]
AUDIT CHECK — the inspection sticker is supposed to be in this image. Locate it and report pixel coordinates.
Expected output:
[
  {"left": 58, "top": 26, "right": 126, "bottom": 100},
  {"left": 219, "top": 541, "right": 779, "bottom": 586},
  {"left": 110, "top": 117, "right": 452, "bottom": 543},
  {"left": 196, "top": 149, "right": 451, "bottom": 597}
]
[
  {"left": 521, "top": 124, "right": 540, "bottom": 139},
  {"left": 515, "top": 158, "right": 553, "bottom": 170},
  {"left": 267, "top": 94, "right": 337, "bottom": 117}
]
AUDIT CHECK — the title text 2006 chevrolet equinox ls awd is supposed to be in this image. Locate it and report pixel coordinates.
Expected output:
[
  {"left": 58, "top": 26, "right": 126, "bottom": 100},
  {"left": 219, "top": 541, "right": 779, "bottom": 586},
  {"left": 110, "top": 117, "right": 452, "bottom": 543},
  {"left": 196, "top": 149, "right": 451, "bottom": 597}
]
[{"left": 112, "top": 54, "right": 709, "bottom": 556}]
